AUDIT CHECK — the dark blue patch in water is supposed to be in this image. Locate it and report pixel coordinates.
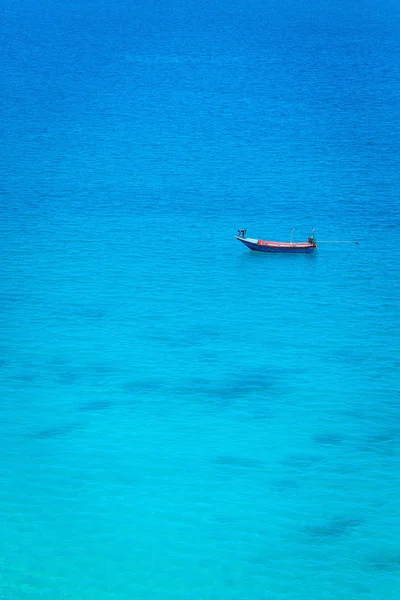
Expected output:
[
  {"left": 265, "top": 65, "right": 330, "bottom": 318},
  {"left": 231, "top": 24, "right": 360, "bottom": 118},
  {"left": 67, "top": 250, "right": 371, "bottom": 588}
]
[
  {"left": 69, "top": 306, "right": 108, "bottom": 320},
  {"left": 0, "top": 292, "right": 26, "bottom": 305},
  {"left": 359, "top": 428, "right": 400, "bottom": 455},
  {"left": 304, "top": 516, "right": 363, "bottom": 539},
  {"left": 15, "top": 372, "right": 40, "bottom": 384},
  {"left": 57, "top": 372, "right": 80, "bottom": 385},
  {"left": 32, "top": 422, "right": 83, "bottom": 439},
  {"left": 187, "top": 370, "right": 275, "bottom": 405},
  {"left": 367, "top": 553, "right": 400, "bottom": 572}
]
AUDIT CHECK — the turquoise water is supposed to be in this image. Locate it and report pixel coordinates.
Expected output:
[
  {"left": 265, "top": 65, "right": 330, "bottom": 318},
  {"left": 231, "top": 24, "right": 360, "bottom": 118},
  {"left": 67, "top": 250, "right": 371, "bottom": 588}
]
[{"left": 1, "top": 1, "right": 400, "bottom": 598}]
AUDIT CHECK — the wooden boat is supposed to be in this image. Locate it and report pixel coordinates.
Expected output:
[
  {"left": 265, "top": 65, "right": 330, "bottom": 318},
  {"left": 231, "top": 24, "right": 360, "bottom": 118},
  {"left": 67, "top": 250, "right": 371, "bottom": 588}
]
[{"left": 235, "top": 229, "right": 317, "bottom": 254}]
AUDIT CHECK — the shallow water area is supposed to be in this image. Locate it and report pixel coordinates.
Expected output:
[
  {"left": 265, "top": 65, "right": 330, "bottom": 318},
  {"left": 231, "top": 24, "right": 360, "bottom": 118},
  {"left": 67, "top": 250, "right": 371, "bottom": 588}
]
[{"left": 1, "top": 0, "right": 400, "bottom": 598}]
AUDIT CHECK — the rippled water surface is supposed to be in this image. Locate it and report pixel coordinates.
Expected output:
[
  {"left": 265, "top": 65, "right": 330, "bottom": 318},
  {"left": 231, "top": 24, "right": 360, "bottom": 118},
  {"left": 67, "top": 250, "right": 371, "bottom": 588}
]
[{"left": 1, "top": 1, "right": 400, "bottom": 598}]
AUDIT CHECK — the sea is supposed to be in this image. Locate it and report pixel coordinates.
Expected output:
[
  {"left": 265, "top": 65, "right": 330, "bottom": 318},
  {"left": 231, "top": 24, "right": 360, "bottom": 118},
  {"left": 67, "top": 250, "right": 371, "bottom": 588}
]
[{"left": 1, "top": 1, "right": 399, "bottom": 598}]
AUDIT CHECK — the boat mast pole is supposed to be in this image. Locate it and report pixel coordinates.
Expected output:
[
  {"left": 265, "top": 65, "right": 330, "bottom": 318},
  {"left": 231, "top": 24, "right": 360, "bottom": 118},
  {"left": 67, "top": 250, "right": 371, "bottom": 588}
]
[{"left": 290, "top": 228, "right": 295, "bottom": 246}]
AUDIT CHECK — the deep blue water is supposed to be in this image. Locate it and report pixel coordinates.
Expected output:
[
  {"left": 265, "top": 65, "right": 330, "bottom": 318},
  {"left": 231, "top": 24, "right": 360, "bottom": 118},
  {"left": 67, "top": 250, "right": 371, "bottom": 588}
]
[{"left": 1, "top": 1, "right": 400, "bottom": 598}]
